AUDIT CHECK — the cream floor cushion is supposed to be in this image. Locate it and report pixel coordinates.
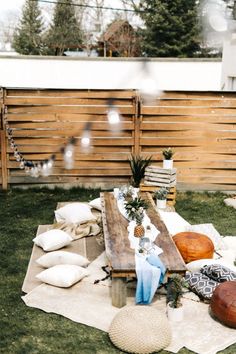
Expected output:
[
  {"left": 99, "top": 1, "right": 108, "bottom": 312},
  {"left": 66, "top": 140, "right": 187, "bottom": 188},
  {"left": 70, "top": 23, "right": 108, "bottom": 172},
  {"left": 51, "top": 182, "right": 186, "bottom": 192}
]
[{"left": 109, "top": 305, "right": 172, "bottom": 354}]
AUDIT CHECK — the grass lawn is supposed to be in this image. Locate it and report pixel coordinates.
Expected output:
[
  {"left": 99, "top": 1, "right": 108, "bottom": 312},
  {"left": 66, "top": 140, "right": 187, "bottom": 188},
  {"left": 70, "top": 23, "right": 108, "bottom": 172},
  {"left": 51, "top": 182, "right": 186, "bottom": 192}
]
[{"left": 0, "top": 187, "right": 235, "bottom": 354}]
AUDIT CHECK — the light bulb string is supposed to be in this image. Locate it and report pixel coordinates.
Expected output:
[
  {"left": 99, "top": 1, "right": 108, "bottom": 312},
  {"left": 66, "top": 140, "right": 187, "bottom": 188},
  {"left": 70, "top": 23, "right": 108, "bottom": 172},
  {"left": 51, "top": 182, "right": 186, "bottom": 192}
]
[
  {"left": 3, "top": 99, "right": 120, "bottom": 177},
  {"left": 3, "top": 106, "right": 79, "bottom": 177}
]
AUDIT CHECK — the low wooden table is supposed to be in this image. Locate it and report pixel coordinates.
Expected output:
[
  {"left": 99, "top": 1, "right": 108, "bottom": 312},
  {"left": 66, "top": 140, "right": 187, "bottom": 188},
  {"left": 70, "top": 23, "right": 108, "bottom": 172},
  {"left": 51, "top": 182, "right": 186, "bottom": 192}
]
[{"left": 100, "top": 191, "right": 186, "bottom": 308}]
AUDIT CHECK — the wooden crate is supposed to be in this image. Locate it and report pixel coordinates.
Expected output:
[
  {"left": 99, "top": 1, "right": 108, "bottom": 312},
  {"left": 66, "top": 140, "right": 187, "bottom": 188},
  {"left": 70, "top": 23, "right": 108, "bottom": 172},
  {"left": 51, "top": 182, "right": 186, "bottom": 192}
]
[{"left": 140, "top": 184, "right": 176, "bottom": 206}]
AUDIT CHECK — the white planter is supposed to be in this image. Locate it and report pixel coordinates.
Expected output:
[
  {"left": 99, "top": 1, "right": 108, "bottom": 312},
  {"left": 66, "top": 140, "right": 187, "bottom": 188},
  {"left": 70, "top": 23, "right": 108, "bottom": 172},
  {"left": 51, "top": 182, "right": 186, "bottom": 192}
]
[
  {"left": 156, "top": 199, "right": 167, "bottom": 209},
  {"left": 167, "top": 302, "right": 184, "bottom": 322},
  {"left": 163, "top": 159, "right": 173, "bottom": 169}
]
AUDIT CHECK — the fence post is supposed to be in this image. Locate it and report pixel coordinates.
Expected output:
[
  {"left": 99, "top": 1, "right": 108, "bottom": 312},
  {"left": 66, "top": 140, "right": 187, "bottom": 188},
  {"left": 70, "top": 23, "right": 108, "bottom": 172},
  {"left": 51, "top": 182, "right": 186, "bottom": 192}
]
[
  {"left": 0, "top": 88, "right": 8, "bottom": 190},
  {"left": 133, "top": 91, "right": 141, "bottom": 156}
]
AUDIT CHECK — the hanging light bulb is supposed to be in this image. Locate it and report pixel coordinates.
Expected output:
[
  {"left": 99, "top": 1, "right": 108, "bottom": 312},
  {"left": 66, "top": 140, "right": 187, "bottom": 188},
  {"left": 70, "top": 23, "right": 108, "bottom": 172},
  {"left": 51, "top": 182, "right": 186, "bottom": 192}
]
[
  {"left": 41, "top": 161, "right": 50, "bottom": 177},
  {"left": 30, "top": 166, "right": 39, "bottom": 178},
  {"left": 63, "top": 138, "right": 76, "bottom": 170},
  {"left": 41, "top": 155, "right": 55, "bottom": 177},
  {"left": 107, "top": 107, "right": 120, "bottom": 124},
  {"left": 19, "top": 160, "right": 25, "bottom": 169},
  {"left": 138, "top": 60, "right": 162, "bottom": 104},
  {"left": 81, "top": 122, "right": 91, "bottom": 147},
  {"left": 107, "top": 99, "right": 121, "bottom": 130}
]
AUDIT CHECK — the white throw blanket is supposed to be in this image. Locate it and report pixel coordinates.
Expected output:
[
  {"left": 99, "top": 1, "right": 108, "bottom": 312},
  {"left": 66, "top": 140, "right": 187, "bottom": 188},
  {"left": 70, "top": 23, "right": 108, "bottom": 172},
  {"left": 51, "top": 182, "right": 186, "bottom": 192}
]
[{"left": 22, "top": 251, "right": 236, "bottom": 354}]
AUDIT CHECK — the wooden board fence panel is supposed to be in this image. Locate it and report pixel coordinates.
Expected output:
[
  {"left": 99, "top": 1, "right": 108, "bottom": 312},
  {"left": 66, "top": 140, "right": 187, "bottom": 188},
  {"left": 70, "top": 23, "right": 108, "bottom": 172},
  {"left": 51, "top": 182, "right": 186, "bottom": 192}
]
[
  {"left": 3, "top": 89, "right": 136, "bottom": 186},
  {"left": 140, "top": 91, "right": 236, "bottom": 189},
  {"left": 1, "top": 89, "right": 236, "bottom": 190}
]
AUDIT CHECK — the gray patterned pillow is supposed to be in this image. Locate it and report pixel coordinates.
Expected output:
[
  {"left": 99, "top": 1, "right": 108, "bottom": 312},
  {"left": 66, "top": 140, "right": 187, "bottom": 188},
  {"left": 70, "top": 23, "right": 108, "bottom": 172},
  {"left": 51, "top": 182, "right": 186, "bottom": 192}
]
[
  {"left": 185, "top": 272, "right": 220, "bottom": 300},
  {"left": 201, "top": 264, "right": 236, "bottom": 282}
]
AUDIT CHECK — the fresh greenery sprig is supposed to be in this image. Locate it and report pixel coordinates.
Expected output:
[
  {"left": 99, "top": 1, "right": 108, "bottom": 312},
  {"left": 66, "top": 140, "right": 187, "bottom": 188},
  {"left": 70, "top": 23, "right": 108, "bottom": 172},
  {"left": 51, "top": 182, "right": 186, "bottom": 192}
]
[
  {"left": 154, "top": 187, "right": 169, "bottom": 200},
  {"left": 124, "top": 197, "right": 149, "bottom": 222},
  {"left": 162, "top": 147, "right": 174, "bottom": 160},
  {"left": 166, "top": 273, "right": 188, "bottom": 308},
  {"left": 128, "top": 154, "right": 152, "bottom": 187}
]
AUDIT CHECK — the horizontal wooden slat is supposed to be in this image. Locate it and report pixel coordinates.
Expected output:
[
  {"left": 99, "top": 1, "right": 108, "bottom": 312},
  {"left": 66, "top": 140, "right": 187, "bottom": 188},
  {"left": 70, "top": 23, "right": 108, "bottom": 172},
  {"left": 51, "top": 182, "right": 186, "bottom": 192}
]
[
  {"left": 141, "top": 122, "right": 236, "bottom": 130},
  {"left": 143, "top": 99, "right": 236, "bottom": 107},
  {"left": 5, "top": 97, "right": 133, "bottom": 106},
  {"left": 141, "top": 130, "right": 236, "bottom": 139},
  {"left": 6, "top": 89, "right": 135, "bottom": 99},
  {"left": 141, "top": 106, "right": 236, "bottom": 115},
  {"left": 142, "top": 115, "right": 236, "bottom": 123},
  {"left": 7, "top": 105, "right": 135, "bottom": 114},
  {"left": 10, "top": 122, "right": 134, "bottom": 130}
]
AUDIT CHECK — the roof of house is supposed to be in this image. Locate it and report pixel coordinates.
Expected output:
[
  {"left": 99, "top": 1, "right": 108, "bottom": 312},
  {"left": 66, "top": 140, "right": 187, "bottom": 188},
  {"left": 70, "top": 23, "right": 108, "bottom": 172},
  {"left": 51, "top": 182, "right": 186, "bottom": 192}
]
[{"left": 102, "top": 20, "right": 134, "bottom": 42}]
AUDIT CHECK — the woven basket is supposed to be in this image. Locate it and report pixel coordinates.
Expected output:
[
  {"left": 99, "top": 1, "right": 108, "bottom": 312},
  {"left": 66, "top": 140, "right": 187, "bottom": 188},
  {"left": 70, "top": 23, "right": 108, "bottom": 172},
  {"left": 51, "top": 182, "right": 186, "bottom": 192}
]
[{"left": 109, "top": 305, "right": 172, "bottom": 354}]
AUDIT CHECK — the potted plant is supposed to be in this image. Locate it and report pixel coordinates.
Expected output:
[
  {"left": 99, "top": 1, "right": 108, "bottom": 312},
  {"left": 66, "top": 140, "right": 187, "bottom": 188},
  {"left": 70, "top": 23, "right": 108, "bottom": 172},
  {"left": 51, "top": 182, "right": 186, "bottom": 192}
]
[
  {"left": 165, "top": 273, "right": 188, "bottom": 322},
  {"left": 128, "top": 154, "right": 152, "bottom": 188},
  {"left": 124, "top": 197, "right": 149, "bottom": 238},
  {"left": 162, "top": 147, "right": 174, "bottom": 169},
  {"left": 154, "top": 187, "right": 169, "bottom": 209}
]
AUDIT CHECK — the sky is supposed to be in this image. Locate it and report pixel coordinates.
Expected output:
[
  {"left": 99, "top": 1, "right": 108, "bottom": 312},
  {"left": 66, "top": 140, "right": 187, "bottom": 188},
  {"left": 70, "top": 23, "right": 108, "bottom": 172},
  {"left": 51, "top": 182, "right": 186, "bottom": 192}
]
[
  {"left": 0, "top": 0, "right": 132, "bottom": 20},
  {"left": 0, "top": 0, "right": 24, "bottom": 16}
]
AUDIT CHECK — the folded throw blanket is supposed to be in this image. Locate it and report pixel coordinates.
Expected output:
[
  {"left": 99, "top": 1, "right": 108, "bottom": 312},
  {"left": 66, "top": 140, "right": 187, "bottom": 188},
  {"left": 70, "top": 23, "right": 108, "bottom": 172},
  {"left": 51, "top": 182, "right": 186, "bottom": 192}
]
[{"left": 135, "top": 253, "right": 166, "bottom": 304}]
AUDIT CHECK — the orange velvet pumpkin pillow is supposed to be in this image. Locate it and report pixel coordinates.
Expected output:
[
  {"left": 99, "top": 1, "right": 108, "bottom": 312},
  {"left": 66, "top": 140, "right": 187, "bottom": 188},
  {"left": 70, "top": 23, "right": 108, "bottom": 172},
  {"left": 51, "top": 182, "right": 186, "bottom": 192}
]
[{"left": 172, "top": 231, "right": 214, "bottom": 263}]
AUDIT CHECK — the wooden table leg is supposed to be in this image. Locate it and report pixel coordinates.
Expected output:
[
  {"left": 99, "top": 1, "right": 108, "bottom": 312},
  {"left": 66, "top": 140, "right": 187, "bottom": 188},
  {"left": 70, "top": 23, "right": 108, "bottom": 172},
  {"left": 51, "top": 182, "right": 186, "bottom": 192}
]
[{"left": 111, "top": 277, "right": 127, "bottom": 308}]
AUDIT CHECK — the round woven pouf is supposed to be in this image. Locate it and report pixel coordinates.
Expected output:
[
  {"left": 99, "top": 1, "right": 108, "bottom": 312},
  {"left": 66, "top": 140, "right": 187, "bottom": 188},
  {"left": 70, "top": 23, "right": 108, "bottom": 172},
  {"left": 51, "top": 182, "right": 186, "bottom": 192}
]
[
  {"left": 172, "top": 232, "right": 214, "bottom": 263},
  {"left": 210, "top": 281, "right": 236, "bottom": 328},
  {"left": 108, "top": 305, "right": 172, "bottom": 354}
]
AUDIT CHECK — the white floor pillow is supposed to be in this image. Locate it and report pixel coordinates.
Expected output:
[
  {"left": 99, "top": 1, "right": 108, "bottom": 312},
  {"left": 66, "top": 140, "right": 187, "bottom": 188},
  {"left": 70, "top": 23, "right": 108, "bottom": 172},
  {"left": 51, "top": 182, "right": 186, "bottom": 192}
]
[
  {"left": 224, "top": 198, "right": 236, "bottom": 209},
  {"left": 33, "top": 229, "right": 72, "bottom": 252},
  {"left": 36, "top": 264, "right": 89, "bottom": 287},
  {"left": 36, "top": 251, "right": 90, "bottom": 268},
  {"left": 55, "top": 202, "right": 96, "bottom": 224},
  {"left": 89, "top": 198, "right": 102, "bottom": 211}
]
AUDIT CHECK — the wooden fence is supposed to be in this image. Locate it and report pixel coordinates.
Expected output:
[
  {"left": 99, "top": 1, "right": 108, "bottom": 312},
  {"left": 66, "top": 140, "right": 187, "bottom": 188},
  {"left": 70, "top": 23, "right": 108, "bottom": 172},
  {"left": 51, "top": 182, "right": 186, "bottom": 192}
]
[{"left": 0, "top": 88, "right": 236, "bottom": 191}]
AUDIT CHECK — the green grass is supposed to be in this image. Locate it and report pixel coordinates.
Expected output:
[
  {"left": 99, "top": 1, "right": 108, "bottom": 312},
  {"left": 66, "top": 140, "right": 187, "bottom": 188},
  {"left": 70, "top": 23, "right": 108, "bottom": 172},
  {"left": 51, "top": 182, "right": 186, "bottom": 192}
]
[{"left": 0, "top": 187, "right": 235, "bottom": 354}]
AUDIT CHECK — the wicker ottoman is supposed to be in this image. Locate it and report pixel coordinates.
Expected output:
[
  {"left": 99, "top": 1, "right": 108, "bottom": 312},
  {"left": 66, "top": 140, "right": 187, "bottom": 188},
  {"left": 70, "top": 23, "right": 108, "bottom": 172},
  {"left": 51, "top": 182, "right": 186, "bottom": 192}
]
[
  {"left": 173, "top": 232, "right": 214, "bottom": 263},
  {"left": 210, "top": 281, "right": 236, "bottom": 328},
  {"left": 108, "top": 305, "right": 172, "bottom": 354}
]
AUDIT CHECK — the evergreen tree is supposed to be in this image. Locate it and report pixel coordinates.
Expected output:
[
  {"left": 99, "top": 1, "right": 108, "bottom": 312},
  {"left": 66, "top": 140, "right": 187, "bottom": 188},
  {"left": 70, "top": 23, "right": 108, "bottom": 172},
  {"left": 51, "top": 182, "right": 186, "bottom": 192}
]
[
  {"left": 46, "top": 0, "right": 83, "bottom": 56},
  {"left": 137, "top": 0, "right": 202, "bottom": 57},
  {"left": 13, "top": 0, "right": 45, "bottom": 55}
]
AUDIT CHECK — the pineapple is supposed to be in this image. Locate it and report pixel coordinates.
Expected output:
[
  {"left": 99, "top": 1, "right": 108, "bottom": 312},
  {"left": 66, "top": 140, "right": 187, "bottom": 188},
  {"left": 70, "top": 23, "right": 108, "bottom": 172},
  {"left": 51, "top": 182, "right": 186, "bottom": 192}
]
[
  {"left": 133, "top": 211, "right": 145, "bottom": 238},
  {"left": 124, "top": 197, "right": 149, "bottom": 238}
]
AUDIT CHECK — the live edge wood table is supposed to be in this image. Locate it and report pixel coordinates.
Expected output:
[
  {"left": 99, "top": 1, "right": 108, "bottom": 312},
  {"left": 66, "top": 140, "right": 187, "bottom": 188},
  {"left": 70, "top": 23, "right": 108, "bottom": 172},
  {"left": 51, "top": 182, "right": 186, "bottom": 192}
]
[{"left": 100, "top": 191, "right": 186, "bottom": 308}]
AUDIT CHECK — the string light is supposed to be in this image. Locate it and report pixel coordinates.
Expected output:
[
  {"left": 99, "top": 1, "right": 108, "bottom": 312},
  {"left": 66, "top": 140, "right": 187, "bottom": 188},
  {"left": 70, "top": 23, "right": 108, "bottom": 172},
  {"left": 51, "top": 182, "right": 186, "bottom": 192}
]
[
  {"left": 107, "top": 99, "right": 121, "bottom": 125},
  {"left": 4, "top": 107, "right": 56, "bottom": 178},
  {"left": 4, "top": 96, "right": 130, "bottom": 176},
  {"left": 138, "top": 60, "right": 162, "bottom": 104},
  {"left": 81, "top": 122, "right": 92, "bottom": 148},
  {"left": 61, "top": 137, "right": 77, "bottom": 170}
]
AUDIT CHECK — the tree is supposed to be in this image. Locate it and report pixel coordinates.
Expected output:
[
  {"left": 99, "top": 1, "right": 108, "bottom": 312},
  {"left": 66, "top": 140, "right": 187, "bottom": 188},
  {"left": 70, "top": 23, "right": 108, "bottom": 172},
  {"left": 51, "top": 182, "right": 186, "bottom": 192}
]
[
  {"left": 12, "top": 0, "right": 45, "bottom": 55},
  {"left": 137, "top": 0, "right": 202, "bottom": 57},
  {"left": 224, "top": 0, "right": 236, "bottom": 20},
  {"left": 46, "top": 0, "right": 84, "bottom": 56}
]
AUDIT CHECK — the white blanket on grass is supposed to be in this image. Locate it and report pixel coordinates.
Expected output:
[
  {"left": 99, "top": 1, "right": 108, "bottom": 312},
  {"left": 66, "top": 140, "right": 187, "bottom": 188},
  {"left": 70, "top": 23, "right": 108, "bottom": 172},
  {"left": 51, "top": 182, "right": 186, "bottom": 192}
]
[{"left": 22, "top": 251, "right": 236, "bottom": 354}]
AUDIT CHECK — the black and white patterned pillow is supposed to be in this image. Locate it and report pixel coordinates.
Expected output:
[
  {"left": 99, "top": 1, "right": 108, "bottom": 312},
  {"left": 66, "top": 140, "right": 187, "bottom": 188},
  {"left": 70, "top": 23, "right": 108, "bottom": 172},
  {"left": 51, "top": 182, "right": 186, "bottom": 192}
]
[
  {"left": 185, "top": 272, "right": 220, "bottom": 300},
  {"left": 201, "top": 264, "right": 236, "bottom": 282}
]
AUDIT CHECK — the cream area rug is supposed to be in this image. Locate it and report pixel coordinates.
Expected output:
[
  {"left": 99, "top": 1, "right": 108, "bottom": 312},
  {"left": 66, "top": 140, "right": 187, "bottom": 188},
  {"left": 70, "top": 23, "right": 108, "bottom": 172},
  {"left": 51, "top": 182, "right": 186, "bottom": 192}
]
[{"left": 22, "top": 252, "right": 236, "bottom": 354}]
